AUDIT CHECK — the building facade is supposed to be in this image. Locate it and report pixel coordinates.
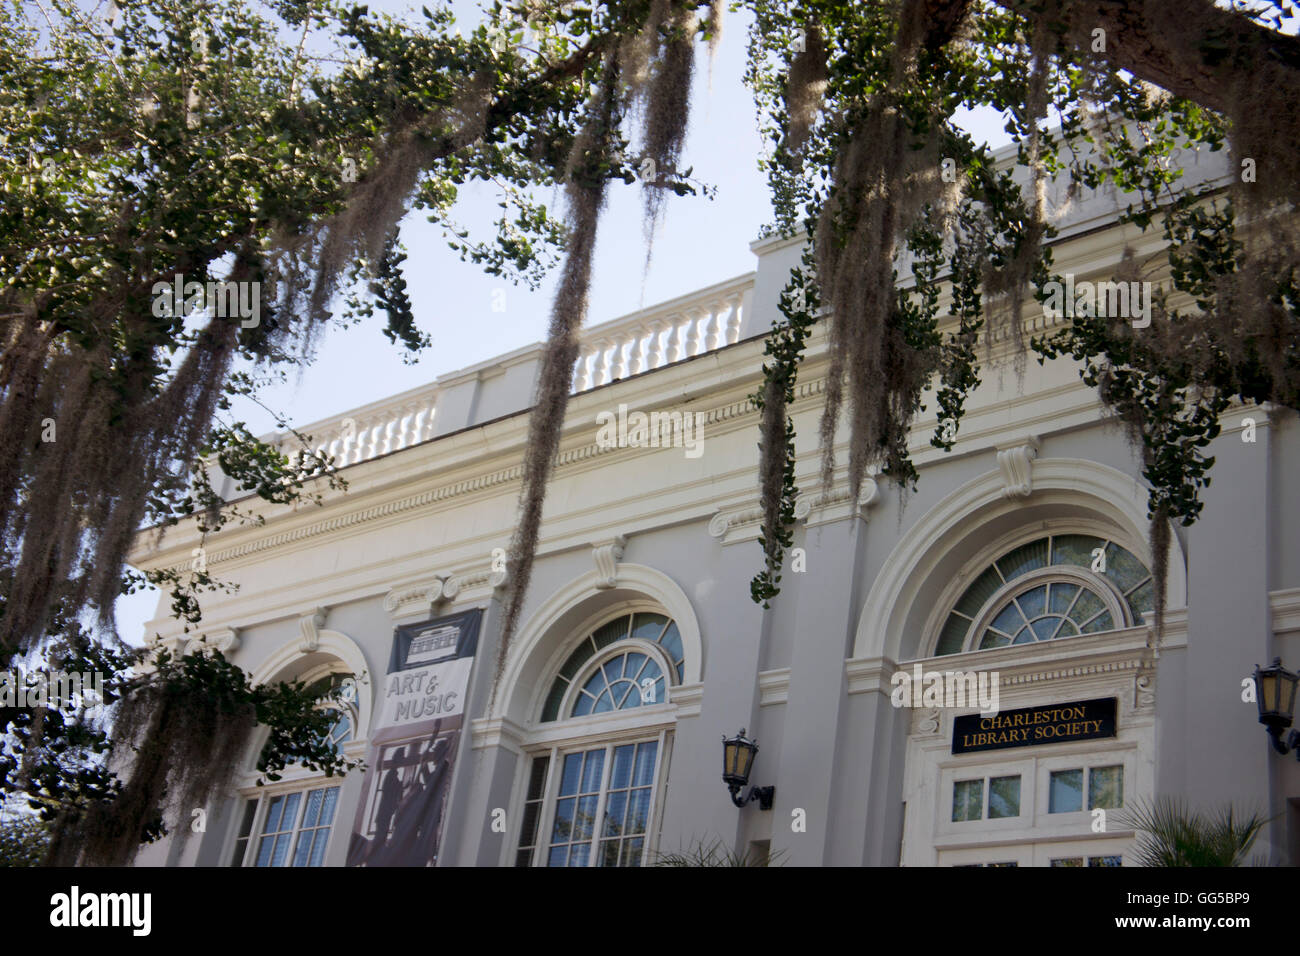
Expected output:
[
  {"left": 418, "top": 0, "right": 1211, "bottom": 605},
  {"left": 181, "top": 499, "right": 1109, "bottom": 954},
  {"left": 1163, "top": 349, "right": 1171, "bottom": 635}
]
[{"left": 129, "top": 143, "right": 1300, "bottom": 867}]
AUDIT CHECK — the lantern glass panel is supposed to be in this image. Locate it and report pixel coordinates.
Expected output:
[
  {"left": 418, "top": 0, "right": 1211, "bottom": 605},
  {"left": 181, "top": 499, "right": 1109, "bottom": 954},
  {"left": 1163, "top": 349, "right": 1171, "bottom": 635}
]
[{"left": 1259, "top": 670, "right": 1281, "bottom": 714}]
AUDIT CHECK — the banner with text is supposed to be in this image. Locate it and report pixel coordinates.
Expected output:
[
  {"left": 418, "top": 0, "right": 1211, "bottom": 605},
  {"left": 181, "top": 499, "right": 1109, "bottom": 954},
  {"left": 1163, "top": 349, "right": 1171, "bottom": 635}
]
[{"left": 346, "top": 608, "right": 481, "bottom": 867}]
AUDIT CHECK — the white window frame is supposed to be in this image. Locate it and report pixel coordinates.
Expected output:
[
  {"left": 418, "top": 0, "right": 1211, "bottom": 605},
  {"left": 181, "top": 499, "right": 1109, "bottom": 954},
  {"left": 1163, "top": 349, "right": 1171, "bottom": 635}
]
[
  {"left": 228, "top": 779, "right": 345, "bottom": 868},
  {"left": 513, "top": 723, "right": 674, "bottom": 868},
  {"left": 506, "top": 606, "right": 685, "bottom": 867},
  {"left": 220, "top": 662, "right": 363, "bottom": 868}
]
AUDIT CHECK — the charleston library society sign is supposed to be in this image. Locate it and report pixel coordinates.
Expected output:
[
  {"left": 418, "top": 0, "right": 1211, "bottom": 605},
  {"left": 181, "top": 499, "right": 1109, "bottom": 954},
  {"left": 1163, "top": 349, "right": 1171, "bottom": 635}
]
[{"left": 952, "top": 697, "right": 1117, "bottom": 754}]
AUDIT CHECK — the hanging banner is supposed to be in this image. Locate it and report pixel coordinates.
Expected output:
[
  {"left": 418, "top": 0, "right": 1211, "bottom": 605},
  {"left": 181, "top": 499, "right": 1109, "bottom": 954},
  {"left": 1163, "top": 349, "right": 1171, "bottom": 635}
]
[{"left": 346, "top": 608, "right": 481, "bottom": 867}]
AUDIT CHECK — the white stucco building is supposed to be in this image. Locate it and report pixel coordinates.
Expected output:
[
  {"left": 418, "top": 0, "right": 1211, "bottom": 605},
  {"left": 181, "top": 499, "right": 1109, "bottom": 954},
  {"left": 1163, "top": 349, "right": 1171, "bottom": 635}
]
[{"left": 128, "top": 141, "right": 1300, "bottom": 867}]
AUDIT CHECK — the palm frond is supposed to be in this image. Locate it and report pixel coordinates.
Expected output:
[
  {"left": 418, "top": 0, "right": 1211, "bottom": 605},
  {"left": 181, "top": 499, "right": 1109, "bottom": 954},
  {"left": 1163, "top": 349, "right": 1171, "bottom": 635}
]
[{"left": 1117, "top": 797, "right": 1270, "bottom": 867}]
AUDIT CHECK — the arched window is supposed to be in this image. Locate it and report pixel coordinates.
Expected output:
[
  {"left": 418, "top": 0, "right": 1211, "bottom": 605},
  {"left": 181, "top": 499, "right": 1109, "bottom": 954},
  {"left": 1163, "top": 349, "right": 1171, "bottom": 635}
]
[
  {"left": 540, "top": 612, "right": 683, "bottom": 722},
  {"left": 934, "top": 534, "right": 1153, "bottom": 656},
  {"left": 516, "top": 611, "right": 682, "bottom": 867},
  {"left": 229, "top": 669, "right": 357, "bottom": 867}
]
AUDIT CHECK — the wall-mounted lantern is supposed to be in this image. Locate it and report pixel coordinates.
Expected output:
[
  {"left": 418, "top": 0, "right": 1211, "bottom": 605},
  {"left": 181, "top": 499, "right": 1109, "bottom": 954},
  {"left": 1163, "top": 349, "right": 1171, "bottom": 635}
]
[
  {"left": 722, "top": 728, "right": 775, "bottom": 810},
  {"left": 1255, "top": 657, "right": 1300, "bottom": 758}
]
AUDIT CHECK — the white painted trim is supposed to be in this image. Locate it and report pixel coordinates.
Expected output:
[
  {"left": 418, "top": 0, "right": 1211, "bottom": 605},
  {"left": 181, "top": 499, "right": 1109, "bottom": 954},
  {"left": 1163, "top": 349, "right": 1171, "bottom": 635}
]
[
  {"left": 1270, "top": 588, "right": 1300, "bottom": 636},
  {"left": 758, "top": 669, "right": 790, "bottom": 706}
]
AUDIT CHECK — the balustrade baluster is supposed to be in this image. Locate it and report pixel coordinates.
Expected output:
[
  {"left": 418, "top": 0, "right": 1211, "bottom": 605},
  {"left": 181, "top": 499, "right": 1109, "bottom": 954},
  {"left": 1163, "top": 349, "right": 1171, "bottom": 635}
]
[{"left": 725, "top": 295, "right": 742, "bottom": 345}]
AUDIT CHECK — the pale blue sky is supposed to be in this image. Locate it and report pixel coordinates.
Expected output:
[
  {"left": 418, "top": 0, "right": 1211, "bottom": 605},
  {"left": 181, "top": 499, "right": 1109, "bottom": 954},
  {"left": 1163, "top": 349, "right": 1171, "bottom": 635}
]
[{"left": 116, "top": 0, "right": 1010, "bottom": 645}]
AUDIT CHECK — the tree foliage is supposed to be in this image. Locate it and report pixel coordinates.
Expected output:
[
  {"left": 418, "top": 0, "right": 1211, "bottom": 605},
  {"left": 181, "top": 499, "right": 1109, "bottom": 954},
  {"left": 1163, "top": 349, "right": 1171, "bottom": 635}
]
[{"left": 3, "top": 0, "right": 1300, "bottom": 863}]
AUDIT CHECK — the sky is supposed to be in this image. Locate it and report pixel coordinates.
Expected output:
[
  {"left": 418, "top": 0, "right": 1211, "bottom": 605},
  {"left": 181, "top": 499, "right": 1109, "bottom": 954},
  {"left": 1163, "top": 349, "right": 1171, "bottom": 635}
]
[{"left": 115, "top": 0, "right": 1011, "bottom": 646}]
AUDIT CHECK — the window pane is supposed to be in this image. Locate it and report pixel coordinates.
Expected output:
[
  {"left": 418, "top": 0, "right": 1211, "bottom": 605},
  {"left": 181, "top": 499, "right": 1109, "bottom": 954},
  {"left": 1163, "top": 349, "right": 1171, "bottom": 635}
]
[
  {"left": 1089, "top": 855, "right": 1122, "bottom": 867},
  {"left": 254, "top": 836, "right": 274, "bottom": 867},
  {"left": 301, "top": 788, "right": 324, "bottom": 829},
  {"left": 1071, "top": 588, "right": 1105, "bottom": 621},
  {"left": 541, "top": 680, "right": 567, "bottom": 722},
  {"left": 591, "top": 616, "right": 629, "bottom": 649},
  {"left": 263, "top": 794, "right": 286, "bottom": 834},
  {"left": 308, "top": 829, "right": 330, "bottom": 867},
  {"left": 568, "top": 843, "right": 591, "bottom": 867},
  {"left": 558, "top": 753, "right": 583, "bottom": 796},
  {"left": 270, "top": 832, "right": 291, "bottom": 867},
  {"left": 580, "top": 750, "right": 605, "bottom": 793},
  {"left": 630, "top": 613, "right": 669, "bottom": 643},
  {"left": 980, "top": 630, "right": 1011, "bottom": 649},
  {"left": 610, "top": 744, "right": 634, "bottom": 790},
  {"left": 1051, "top": 534, "right": 1103, "bottom": 569},
  {"left": 1016, "top": 585, "right": 1047, "bottom": 619},
  {"left": 1032, "top": 617, "right": 1062, "bottom": 641},
  {"left": 633, "top": 742, "right": 658, "bottom": 787},
  {"left": 996, "top": 539, "right": 1048, "bottom": 581},
  {"left": 952, "top": 780, "right": 983, "bottom": 821},
  {"left": 936, "top": 612, "right": 971, "bottom": 656},
  {"left": 954, "top": 566, "right": 1005, "bottom": 618},
  {"left": 657, "top": 623, "right": 684, "bottom": 679},
  {"left": 988, "top": 776, "right": 1020, "bottom": 818},
  {"left": 626, "top": 788, "right": 652, "bottom": 835},
  {"left": 281, "top": 792, "right": 302, "bottom": 830},
  {"left": 526, "top": 757, "right": 550, "bottom": 800},
  {"left": 291, "top": 829, "right": 314, "bottom": 867},
  {"left": 604, "top": 791, "right": 628, "bottom": 838},
  {"left": 558, "top": 639, "right": 596, "bottom": 681},
  {"left": 1049, "top": 582, "right": 1080, "bottom": 614},
  {"left": 1126, "top": 580, "right": 1154, "bottom": 623},
  {"left": 574, "top": 795, "right": 599, "bottom": 840},
  {"left": 320, "top": 787, "right": 339, "bottom": 826},
  {"left": 1081, "top": 611, "right": 1115, "bottom": 633},
  {"left": 1089, "top": 766, "right": 1124, "bottom": 809},
  {"left": 623, "top": 652, "right": 647, "bottom": 680},
  {"left": 1104, "top": 545, "right": 1149, "bottom": 591},
  {"left": 1050, "top": 769, "right": 1084, "bottom": 813},
  {"left": 547, "top": 845, "right": 568, "bottom": 867},
  {"left": 992, "top": 602, "right": 1026, "bottom": 635},
  {"left": 1050, "top": 857, "right": 1083, "bottom": 867},
  {"left": 551, "top": 798, "right": 575, "bottom": 842}
]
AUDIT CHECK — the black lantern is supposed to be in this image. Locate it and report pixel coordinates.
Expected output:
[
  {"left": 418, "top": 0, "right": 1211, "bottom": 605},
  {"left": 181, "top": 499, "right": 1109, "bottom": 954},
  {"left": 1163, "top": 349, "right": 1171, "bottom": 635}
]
[
  {"left": 722, "top": 728, "right": 775, "bottom": 810},
  {"left": 1254, "top": 657, "right": 1300, "bottom": 757}
]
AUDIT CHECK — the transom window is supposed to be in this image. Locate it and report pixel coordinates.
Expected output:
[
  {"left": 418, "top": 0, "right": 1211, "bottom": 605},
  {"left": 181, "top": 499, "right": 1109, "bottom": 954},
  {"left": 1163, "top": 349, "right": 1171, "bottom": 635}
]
[
  {"left": 541, "top": 612, "right": 683, "bottom": 722},
  {"left": 572, "top": 651, "right": 665, "bottom": 716},
  {"left": 935, "top": 534, "right": 1154, "bottom": 656}
]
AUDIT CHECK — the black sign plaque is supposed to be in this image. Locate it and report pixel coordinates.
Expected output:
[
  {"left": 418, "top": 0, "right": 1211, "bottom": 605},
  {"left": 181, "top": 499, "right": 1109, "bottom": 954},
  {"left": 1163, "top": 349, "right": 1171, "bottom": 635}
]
[{"left": 952, "top": 697, "right": 1117, "bottom": 754}]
